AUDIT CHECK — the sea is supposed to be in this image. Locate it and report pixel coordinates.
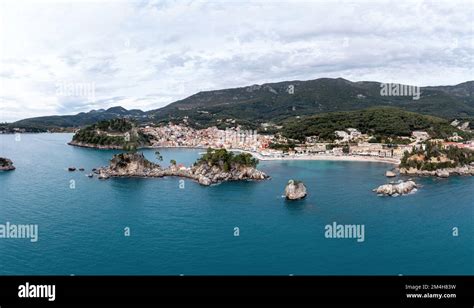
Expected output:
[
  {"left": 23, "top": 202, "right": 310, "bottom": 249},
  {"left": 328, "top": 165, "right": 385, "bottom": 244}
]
[{"left": 0, "top": 133, "right": 472, "bottom": 275}]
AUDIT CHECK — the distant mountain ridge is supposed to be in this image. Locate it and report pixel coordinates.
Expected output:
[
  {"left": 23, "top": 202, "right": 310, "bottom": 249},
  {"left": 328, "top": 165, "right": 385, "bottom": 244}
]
[
  {"left": 148, "top": 78, "right": 474, "bottom": 126},
  {"left": 12, "top": 106, "right": 148, "bottom": 129},
  {"left": 9, "top": 78, "right": 474, "bottom": 129}
]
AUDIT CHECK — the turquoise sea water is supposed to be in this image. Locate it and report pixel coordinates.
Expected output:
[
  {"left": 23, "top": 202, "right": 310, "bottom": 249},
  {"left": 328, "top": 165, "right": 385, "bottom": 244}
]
[{"left": 0, "top": 133, "right": 473, "bottom": 275}]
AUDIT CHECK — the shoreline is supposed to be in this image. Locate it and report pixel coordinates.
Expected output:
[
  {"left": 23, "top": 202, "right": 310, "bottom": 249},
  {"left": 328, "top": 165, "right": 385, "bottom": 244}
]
[
  {"left": 67, "top": 141, "right": 125, "bottom": 150},
  {"left": 260, "top": 155, "right": 400, "bottom": 164},
  {"left": 68, "top": 141, "right": 401, "bottom": 165},
  {"left": 148, "top": 146, "right": 401, "bottom": 165},
  {"left": 229, "top": 149, "right": 400, "bottom": 165}
]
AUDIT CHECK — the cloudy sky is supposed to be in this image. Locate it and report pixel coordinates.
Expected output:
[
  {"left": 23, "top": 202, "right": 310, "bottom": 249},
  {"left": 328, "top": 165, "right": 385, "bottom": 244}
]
[{"left": 0, "top": 0, "right": 472, "bottom": 122}]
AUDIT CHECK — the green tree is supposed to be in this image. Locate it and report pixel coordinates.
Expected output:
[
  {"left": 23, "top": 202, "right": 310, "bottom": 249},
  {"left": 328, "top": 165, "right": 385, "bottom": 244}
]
[{"left": 155, "top": 151, "right": 163, "bottom": 162}]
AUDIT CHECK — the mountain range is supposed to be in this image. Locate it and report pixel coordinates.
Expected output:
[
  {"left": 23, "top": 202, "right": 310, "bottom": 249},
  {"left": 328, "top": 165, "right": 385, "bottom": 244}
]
[{"left": 8, "top": 78, "right": 474, "bottom": 130}]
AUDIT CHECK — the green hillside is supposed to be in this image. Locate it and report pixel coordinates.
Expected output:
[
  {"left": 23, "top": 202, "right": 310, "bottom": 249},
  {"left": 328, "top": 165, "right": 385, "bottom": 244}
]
[
  {"left": 149, "top": 78, "right": 474, "bottom": 128},
  {"left": 9, "top": 78, "right": 474, "bottom": 130},
  {"left": 280, "top": 107, "right": 472, "bottom": 142}
]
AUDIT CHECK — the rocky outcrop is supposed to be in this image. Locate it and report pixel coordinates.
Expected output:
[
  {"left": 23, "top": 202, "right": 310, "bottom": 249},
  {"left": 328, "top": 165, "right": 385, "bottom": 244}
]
[
  {"left": 0, "top": 157, "right": 15, "bottom": 171},
  {"left": 98, "top": 170, "right": 110, "bottom": 180},
  {"left": 399, "top": 166, "right": 474, "bottom": 177},
  {"left": 95, "top": 152, "right": 269, "bottom": 186},
  {"left": 190, "top": 162, "right": 268, "bottom": 185},
  {"left": 435, "top": 169, "right": 449, "bottom": 178},
  {"left": 385, "top": 170, "right": 396, "bottom": 177},
  {"left": 284, "top": 180, "right": 307, "bottom": 200},
  {"left": 373, "top": 180, "right": 418, "bottom": 196},
  {"left": 108, "top": 152, "right": 160, "bottom": 176},
  {"left": 67, "top": 141, "right": 125, "bottom": 150}
]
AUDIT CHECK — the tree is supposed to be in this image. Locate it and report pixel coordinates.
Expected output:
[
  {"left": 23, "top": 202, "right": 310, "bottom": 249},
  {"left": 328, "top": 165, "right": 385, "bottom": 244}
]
[
  {"left": 342, "top": 145, "right": 350, "bottom": 154},
  {"left": 170, "top": 159, "right": 176, "bottom": 165},
  {"left": 155, "top": 151, "right": 163, "bottom": 162}
]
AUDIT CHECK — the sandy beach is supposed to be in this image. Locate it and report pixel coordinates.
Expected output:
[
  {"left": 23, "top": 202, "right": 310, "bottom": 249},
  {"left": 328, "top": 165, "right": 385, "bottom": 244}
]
[
  {"left": 229, "top": 149, "right": 400, "bottom": 165},
  {"left": 260, "top": 155, "right": 400, "bottom": 164}
]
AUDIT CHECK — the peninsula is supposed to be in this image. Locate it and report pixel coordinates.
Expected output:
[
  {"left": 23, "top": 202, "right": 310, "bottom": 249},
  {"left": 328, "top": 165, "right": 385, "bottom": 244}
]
[
  {"left": 399, "top": 141, "right": 474, "bottom": 177},
  {"left": 68, "top": 119, "right": 151, "bottom": 150}
]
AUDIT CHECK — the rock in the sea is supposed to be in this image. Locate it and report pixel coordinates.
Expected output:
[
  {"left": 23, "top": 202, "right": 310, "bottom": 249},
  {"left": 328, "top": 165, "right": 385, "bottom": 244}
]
[
  {"left": 285, "top": 179, "right": 307, "bottom": 200},
  {"left": 109, "top": 152, "right": 159, "bottom": 175},
  {"left": 198, "top": 175, "right": 212, "bottom": 186},
  {"left": 435, "top": 169, "right": 449, "bottom": 178},
  {"left": 98, "top": 169, "right": 110, "bottom": 179},
  {"left": 68, "top": 167, "right": 76, "bottom": 172},
  {"left": 0, "top": 157, "right": 15, "bottom": 171},
  {"left": 374, "top": 180, "right": 417, "bottom": 196},
  {"left": 385, "top": 170, "right": 396, "bottom": 177}
]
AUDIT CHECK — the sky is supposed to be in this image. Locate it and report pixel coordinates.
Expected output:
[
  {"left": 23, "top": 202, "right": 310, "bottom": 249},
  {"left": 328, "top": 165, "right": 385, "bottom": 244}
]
[{"left": 0, "top": 0, "right": 473, "bottom": 122}]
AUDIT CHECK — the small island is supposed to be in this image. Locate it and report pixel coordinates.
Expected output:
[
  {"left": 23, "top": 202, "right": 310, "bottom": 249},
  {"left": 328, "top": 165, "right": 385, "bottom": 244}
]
[
  {"left": 284, "top": 180, "right": 307, "bottom": 200},
  {"left": 0, "top": 157, "right": 15, "bottom": 171},
  {"left": 95, "top": 148, "right": 269, "bottom": 186},
  {"left": 68, "top": 119, "right": 151, "bottom": 150},
  {"left": 374, "top": 180, "right": 418, "bottom": 196}
]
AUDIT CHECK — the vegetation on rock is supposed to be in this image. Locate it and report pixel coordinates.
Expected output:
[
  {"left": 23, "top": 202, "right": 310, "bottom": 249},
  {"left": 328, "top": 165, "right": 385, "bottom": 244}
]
[
  {"left": 197, "top": 148, "right": 259, "bottom": 171},
  {"left": 71, "top": 118, "right": 150, "bottom": 149},
  {"left": 400, "top": 141, "right": 474, "bottom": 171}
]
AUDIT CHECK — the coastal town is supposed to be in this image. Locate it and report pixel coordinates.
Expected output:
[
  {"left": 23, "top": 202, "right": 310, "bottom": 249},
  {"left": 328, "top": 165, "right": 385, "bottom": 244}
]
[{"left": 139, "top": 121, "right": 474, "bottom": 164}]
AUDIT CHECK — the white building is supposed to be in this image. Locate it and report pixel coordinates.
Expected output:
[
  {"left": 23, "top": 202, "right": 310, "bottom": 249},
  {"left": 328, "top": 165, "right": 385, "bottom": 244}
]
[
  {"left": 335, "top": 131, "right": 349, "bottom": 142},
  {"left": 347, "top": 128, "right": 362, "bottom": 139},
  {"left": 412, "top": 131, "right": 430, "bottom": 141}
]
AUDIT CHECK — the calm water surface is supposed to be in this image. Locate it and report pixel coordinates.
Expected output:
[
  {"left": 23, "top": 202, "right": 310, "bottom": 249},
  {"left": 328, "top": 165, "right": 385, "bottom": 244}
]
[{"left": 0, "top": 134, "right": 472, "bottom": 275}]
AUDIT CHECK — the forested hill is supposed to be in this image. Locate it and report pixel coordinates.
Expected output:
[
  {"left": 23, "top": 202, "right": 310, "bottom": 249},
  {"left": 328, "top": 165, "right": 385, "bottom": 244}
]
[
  {"left": 70, "top": 118, "right": 151, "bottom": 150},
  {"left": 148, "top": 78, "right": 474, "bottom": 127},
  {"left": 280, "top": 107, "right": 472, "bottom": 142}
]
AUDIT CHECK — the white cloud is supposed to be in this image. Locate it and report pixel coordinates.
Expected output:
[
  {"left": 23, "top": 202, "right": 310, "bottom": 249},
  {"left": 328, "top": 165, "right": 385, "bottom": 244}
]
[{"left": 0, "top": 0, "right": 473, "bottom": 122}]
